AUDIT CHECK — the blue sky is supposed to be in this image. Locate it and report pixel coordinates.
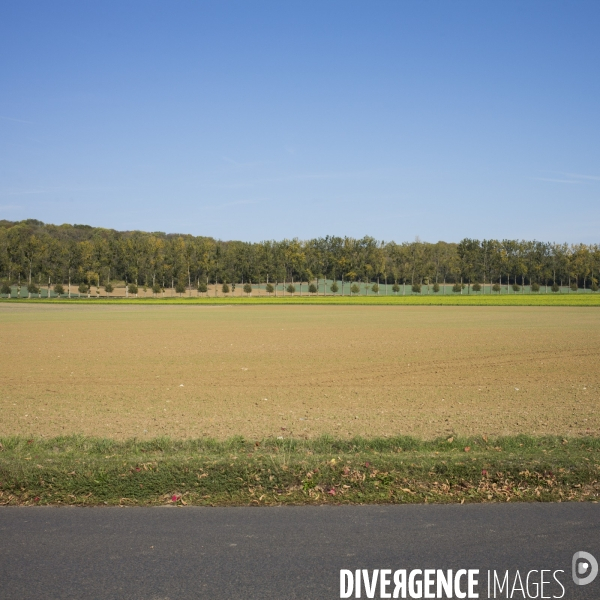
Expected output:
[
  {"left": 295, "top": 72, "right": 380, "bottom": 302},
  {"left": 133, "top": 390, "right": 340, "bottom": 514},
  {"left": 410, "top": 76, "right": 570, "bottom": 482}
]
[{"left": 1, "top": 1, "right": 599, "bottom": 242}]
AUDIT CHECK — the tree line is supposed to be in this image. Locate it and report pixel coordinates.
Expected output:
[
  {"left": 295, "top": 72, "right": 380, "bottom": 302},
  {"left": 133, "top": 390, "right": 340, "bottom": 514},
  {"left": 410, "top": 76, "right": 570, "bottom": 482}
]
[{"left": 1, "top": 219, "right": 599, "bottom": 296}]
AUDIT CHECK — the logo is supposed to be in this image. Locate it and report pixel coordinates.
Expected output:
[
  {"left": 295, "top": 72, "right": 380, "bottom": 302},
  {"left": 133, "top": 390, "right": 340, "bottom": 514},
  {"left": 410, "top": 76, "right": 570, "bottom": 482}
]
[{"left": 572, "top": 551, "right": 598, "bottom": 586}]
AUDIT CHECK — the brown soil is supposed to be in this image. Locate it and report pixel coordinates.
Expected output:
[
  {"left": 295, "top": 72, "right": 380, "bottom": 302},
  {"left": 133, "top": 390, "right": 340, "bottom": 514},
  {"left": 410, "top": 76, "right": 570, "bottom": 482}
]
[{"left": 1, "top": 304, "right": 598, "bottom": 439}]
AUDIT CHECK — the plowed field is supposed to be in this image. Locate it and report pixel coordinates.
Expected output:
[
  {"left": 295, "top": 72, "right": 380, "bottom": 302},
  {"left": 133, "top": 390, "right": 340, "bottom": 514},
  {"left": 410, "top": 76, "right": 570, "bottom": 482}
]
[{"left": 1, "top": 304, "right": 598, "bottom": 439}]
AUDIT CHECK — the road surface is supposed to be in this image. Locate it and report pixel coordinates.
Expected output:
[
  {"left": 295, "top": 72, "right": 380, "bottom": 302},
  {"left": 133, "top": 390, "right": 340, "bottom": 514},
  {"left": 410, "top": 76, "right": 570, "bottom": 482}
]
[{"left": 0, "top": 503, "right": 599, "bottom": 599}]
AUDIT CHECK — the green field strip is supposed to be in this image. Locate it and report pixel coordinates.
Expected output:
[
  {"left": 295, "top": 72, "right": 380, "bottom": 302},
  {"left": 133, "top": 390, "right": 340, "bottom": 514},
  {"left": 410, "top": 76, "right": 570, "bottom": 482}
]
[{"left": 2, "top": 295, "right": 600, "bottom": 306}]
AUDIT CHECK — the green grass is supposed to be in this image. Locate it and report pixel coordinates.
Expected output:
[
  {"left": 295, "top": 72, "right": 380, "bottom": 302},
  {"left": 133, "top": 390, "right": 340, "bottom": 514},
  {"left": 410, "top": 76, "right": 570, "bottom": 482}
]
[
  {"left": 1, "top": 435, "right": 598, "bottom": 506},
  {"left": 1, "top": 294, "right": 600, "bottom": 306}
]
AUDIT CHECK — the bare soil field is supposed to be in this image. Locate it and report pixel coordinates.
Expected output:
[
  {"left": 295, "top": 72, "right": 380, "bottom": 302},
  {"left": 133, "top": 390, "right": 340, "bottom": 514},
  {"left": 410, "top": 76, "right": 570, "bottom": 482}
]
[{"left": 0, "top": 304, "right": 598, "bottom": 440}]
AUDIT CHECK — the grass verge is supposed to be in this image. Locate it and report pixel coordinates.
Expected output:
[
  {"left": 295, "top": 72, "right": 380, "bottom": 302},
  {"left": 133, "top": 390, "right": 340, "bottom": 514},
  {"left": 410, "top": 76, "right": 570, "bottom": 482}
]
[{"left": 1, "top": 435, "right": 598, "bottom": 506}]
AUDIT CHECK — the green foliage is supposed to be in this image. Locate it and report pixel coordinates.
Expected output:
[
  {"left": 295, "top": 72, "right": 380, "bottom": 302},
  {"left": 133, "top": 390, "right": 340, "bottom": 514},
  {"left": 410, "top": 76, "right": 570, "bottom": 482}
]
[
  {"left": 432, "top": 283, "right": 440, "bottom": 293},
  {"left": 570, "top": 282, "right": 578, "bottom": 291},
  {"left": 592, "top": 283, "right": 599, "bottom": 292},
  {"left": 371, "top": 283, "right": 379, "bottom": 293},
  {"left": 531, "top": 282, "right": 540, "bottom": 292},
  {"left": 471, "top": 283, "right": 481, "bottom": 292},
  {"left": 198, "top": 282, "right": 208, "bottom": 293},
  {"left": 411, "top": 283, "right": 421, "bottom": 293},
  {"left": 151, "top": 283, "right": 161, "bottom": 294},
  {"left": 27, "top": 283, "right": 39, "bottom": 294},
  {"left": 175, "top": 282, "right": 186, "bottom": 294},
  {"left": 330, "top": 282, "right": 339, "bottom": 293},
  {"left": 78, "top": 283, "right": 89, "bottom": 294},
  {"left": 286, "top": 284, "right": 296, "bottom": 294},
  {"left": 104, "top": 283, "right": 114, "bottom": 293},
  {"left": 512, "top": 283, "right": 521, "bottom": 292},
  {"left": 265, "top": 283, "right": 274, "bottom": 293},
  {"left": 1, "top": 282, "right": 11, "bottom": 295},
  {"left": 243, "top": 283, "right": 252, "bottom": 295},
  {"left": 492, "top": 283, "right": 501, "bottom": 293},
  {"left": 308, "top": 283, "right": 317, "bottom": 294},
  {"left": 127, "top": 283, "right": 138, "bottom": 294},
  {"left": 2, "top": 221, "right": 599, "bottom": 305},
  {"left": 392, "top": 283, "right": 400, "bottom": 293},
  {"left": 350, "top": 283, "right": 360, "bottom": 294},
  {"left": 551, "top": 284, "right": 560, "bottom": 293},
  {"left": 53, "top": 284, "right": 65, "bottom": 295},
  {"left": 221, "top": 283, "right": 230, "bottom": 294},
  {"left": 452, "top": 283, "right": 462, "bottom": 293},
  {"left": 86, "top": 271, "right": 99, "bottom": 287}
]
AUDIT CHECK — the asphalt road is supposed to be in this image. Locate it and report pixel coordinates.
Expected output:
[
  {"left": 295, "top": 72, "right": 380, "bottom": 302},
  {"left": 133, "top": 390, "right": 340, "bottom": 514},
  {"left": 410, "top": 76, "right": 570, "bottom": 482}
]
[{"left": 0, "top": 503, "right": 599, "bottom": 599}]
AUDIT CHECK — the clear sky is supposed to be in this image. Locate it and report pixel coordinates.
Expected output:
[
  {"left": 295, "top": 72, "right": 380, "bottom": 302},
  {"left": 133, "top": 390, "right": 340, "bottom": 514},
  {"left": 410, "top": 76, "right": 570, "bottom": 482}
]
[{"left": 1, "top": 1, "right": 599, "bottom": 243}]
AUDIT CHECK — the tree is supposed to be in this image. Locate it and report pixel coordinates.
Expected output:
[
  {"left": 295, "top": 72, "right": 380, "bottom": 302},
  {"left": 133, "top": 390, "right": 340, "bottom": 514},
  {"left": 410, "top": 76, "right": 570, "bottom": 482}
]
[
  {"left": 243, "top": 283, "right": 252, "bottom": 296},
  {"left": 457, "top": 238, "right": 481, "bottom": 294},
  {"left": 22, "top": 234, "right": 43, "bottom": 297}
]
